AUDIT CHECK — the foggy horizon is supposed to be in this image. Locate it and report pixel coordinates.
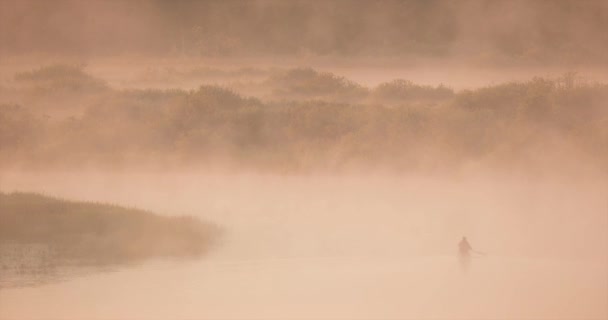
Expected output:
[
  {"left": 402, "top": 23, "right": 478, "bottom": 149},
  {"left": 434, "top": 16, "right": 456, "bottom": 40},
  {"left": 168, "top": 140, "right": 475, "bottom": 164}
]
[{"left": 1, "top": 1, "right": 607, "bottom": 65}]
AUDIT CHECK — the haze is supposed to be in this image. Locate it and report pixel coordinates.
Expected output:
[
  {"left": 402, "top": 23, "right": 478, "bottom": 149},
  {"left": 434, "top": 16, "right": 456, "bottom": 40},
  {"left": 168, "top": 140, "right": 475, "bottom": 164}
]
[{"left": 0, "top": 1, "right": 607, "bottom": 319}]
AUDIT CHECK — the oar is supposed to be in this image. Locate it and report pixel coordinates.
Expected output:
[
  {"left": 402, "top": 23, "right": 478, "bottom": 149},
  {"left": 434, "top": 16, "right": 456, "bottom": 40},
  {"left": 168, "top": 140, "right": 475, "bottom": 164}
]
[{"left": 472, "top": 250, "right": 486, "bottom": 256}]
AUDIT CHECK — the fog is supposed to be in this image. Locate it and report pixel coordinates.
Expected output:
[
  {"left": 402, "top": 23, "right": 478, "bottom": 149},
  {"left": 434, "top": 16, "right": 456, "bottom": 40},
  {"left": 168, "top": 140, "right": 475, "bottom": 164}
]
[
  {"left": 0, "top": 171, "right": 606, "bottom": 319},
  {"left": 2, "top": 0, "right": 607, "bottom": 65},
  {"left": 1, "top": 1, "right": 607, "bottom": 319}
]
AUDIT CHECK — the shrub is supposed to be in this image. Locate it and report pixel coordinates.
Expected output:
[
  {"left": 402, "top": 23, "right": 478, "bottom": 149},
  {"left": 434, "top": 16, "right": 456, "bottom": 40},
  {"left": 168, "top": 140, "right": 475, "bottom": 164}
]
[
  {"left": 268, "top": 68, "right": 368, "bottom": 101},
  {"left": 14, "top": 64, "right": 108, "bottom": 94},
  {"left": 373, "top": 79, "right": 454, "bottom": 102}
]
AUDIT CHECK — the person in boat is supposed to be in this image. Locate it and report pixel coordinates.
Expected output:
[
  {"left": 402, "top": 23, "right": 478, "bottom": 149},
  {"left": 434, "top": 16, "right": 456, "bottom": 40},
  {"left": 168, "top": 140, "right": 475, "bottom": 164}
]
[{"left": 458, "top": 236, "right": 473, "bottom": 272}]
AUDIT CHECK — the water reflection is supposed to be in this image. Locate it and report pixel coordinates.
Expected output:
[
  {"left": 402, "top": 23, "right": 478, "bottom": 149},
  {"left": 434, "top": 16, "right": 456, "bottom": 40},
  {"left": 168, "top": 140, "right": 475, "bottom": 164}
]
[
  {"left": 0, "top": 241, "right": 207, "bottom": 289},
  {"left": 1, "top": 243, "right": 102, "bottom": 288}
]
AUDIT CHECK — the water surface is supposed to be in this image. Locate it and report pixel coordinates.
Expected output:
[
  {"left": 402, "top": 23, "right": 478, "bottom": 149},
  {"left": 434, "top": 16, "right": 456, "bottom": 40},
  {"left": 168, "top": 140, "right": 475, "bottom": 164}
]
[{"left": 1, "top": 172, "right": 606, "bottom": 319}]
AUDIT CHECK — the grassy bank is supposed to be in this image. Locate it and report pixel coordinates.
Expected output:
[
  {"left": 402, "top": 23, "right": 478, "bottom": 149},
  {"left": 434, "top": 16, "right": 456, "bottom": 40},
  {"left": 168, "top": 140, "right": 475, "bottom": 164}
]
[{"left": 0, "top": 192, "right": 218, "bottom": 264}]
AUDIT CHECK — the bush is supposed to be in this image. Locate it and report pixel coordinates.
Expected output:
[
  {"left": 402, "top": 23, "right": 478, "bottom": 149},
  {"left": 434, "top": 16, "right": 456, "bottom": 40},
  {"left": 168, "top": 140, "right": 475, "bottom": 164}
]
[
  {"left": 268, "top": 68, "right": 368, "bottom": 101},
  {"left": 373, "top": 79, "right": 454, "bottom": 102},
  {"left": 14, "top": 64, "right": 108, "bottom": 94},
  {"left": 1, "top": 70, "right": 606, "bottom": 173}
]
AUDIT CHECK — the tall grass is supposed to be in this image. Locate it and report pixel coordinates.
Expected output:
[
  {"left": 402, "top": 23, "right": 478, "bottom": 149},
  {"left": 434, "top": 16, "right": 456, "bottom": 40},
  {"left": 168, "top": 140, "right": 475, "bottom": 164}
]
[{"left": 0, "top": 192, "right": 218, "bottom": 263}]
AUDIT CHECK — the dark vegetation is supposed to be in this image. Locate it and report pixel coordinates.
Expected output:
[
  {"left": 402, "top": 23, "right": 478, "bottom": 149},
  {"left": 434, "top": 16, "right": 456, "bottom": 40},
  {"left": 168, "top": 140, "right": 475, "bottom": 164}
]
[
  {"left": 0, "top": 192, "right": 218, "bottom": 287},
  {"left": 137, "top": 66, "right": 273, "bottom": 84},
  {"left": 269, "top": 68, "right": 368, "bottom": 102},
  {"left": 372, "top": 79, "right": 454, "bottom": 102},
  {"left": 14, "top": 64, "right": 109, "bottom": 94},
  {"left": 1, "top": 65, "right": 606, "bottom": 174},
  {"left": 0, "top": 192, "right": 218, "bottom": 262}
]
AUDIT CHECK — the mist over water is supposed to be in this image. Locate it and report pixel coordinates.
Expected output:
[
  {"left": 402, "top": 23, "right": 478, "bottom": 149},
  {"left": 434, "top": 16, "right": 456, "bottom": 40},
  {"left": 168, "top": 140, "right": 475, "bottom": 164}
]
[
  {"left": 0, "top": 171, "right": 606, "bottom": 319},
  {"left": 1, "top": 0, "right": 607, "bottom": 319}
]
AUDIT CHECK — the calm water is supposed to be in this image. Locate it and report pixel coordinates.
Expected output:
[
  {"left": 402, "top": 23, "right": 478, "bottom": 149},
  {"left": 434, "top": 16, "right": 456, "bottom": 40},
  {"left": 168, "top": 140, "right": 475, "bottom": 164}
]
[{"left": 1, "top": 172, "right": 606, "bottom": 319}]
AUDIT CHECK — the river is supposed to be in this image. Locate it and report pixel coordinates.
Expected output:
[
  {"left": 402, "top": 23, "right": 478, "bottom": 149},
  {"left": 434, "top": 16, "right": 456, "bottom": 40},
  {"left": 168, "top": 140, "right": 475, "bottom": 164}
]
[{"left": 1, "top": 171, "right": 606, "bottom": 319}]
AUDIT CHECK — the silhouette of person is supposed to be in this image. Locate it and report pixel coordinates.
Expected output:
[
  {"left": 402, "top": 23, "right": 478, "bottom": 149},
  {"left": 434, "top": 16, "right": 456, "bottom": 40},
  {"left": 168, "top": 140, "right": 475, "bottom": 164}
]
[{"left": 458, "top": 236, "right": 473, "bottom": 273}]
